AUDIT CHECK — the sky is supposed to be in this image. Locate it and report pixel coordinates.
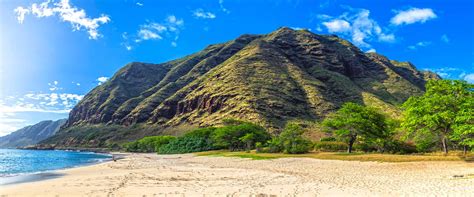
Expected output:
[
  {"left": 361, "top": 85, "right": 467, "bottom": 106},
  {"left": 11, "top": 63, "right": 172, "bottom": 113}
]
[{"left": 0, "top": 0, "right": 473, "bottom": 136}]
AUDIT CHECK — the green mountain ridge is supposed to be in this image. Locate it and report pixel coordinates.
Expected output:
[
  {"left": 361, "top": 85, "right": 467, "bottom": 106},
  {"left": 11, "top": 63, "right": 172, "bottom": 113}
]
[{"left": 42, "top": 28, "right": 439, "bottom": 147}]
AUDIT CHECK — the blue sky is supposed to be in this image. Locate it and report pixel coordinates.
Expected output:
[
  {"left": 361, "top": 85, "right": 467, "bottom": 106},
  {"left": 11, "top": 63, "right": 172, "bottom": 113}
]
[{"left": 0, "top": 0, "right": 473, "bottom": 136}]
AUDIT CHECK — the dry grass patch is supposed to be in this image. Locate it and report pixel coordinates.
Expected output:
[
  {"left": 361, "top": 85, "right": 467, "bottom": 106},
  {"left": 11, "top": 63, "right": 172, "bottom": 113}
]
[{"left": 196, "top": 150, "right": 474, "bottom": 162}]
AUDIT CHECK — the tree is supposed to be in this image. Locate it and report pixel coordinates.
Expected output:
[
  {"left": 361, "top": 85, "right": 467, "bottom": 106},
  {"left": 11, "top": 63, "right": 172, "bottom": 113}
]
[
  {"left": 212, "top": 122, "right": 270, "bottom": 151},
  {"left": 402, "top": 80, "right": 473, "bottom": 154},
  {"left": 451, "top": 97, "right": 474, "bottom": 155},
  {"left": 322, "top": 102, "right": 389, "bottom": 153},
  {"left": 279, "top": 123, "right": 312, "bottom": 154},
  {"left": 267, "top": 123, "right": 312, "bottom": 154}
]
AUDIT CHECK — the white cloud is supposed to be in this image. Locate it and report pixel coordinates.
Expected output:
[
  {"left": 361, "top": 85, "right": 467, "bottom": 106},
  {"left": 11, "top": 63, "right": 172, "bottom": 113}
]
[
  {"left": 366, "top": 49, "right": 376, "bottom": 53},
  {"left": 441, "top": 34, "right": 450, "bottom": 43},
  {"left": 408, "top": 41, "right": 431, "bottom": 50},
  {"left": 390, "top": 8, "right": 437, "bottom": 26},
  {"left": 320, "top": 9, "right": 395, "bottom": 48},
  {"left": 138, "top": 29, "right": 162, "bottom": 40},
  {"left": 423, "top": 67, "right": 462, "bottom": 79},
  {"left": 14, "top": 7, "right": 30, "bottom": 24},
  {"left": 464, "top": 73, "right": 474, "bottom": 84},
  {"left": 0, "top": 92, "right": 83, "bottom": 136},
  {"left": 48, "top": 80, "right": 62, "bottom": 91},
  {"left": 219, "top": 0, "right": 230, "bottom": 14},
  {"left": 14, "top": 0, "right": 111, "bottom": 39},
  {"left": 0, "top": 93, "right": 83, "bottom": 114},
  {"left": 322, "top": 19, "right": 351, "bottom": 33},
  {"left": 193, "top": 9, "right": 216, "bottom": 19},
  {"left": 123, "top": 16, "right": 184, "bottom": 50},
  {"left": 136, "top": 2, "right": 143, "bottom": 7},
  {"left": 97, "top": 76, "right": 109, "bottom": 85}
]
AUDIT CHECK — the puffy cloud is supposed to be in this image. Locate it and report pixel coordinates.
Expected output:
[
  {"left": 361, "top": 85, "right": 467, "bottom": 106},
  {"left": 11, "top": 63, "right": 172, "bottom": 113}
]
[
  {"left": 13, "top": 7, "right": 29, "bottom": 24},
  {"left": 390, "top": 8, "right": 437, "bottom": 26},
  {"left": 193, "top": 9, "right": 216, "bottom": 19},
  {"left": 464, "top": 73, "right": 474, "bottom": 84},
  {"left": 14, "top": 0, "right": 110, "bottom": 39},
  {"left": 123, "top": 15, "right": 184, "bottom": 50},
  {"left": 320, "top": 9, "right": 395, "bottom": 48},
  {"left": 322, "top": 19, "right": 351, "bottom": 33},
  {"left": 97, "top": 76, "right": 109, "bottom": 85},
  {"left": 138, "top": 29, "right": 162, "bottom": 40}
]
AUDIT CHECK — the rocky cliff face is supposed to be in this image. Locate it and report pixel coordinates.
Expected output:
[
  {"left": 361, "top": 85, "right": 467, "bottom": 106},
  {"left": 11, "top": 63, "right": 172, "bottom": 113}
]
[
  {"left": 45, "top": 28, "right": 439, "bottom": 147},
  {"left": 0, "top": 119, "right": 66, "bottom": 148}
]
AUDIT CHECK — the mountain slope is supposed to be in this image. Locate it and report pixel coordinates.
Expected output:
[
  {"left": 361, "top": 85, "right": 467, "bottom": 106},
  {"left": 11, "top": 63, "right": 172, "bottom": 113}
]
[
  {"left": 44, "top": 28, "right": 439, "bottom": 147},
  {"left": 0, "top": 119, "right": 66, "bottom": 148}
]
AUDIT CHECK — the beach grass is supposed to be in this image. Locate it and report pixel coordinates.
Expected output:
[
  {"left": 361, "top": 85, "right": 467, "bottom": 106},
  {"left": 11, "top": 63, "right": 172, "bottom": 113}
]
[{"left": 196, "top": 150, "right": 474, "bottom": 162}]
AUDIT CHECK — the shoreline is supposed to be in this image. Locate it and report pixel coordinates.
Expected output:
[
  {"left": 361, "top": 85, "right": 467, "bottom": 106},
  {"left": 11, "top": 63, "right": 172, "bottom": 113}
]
[
  {"left": 0, "top": 150, "right": 121, "bottom": 186},
  {"left": 1, "top": 153, "right": 473, "bottom": 196}
]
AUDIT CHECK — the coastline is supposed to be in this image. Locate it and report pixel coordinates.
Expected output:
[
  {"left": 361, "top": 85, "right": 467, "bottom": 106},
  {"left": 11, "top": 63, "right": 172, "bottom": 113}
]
[
  {"left": 0, "top": 150, "right": 118, "bottom": 186},
  {"left": 1, "top": 153, "right": 473, "bottom": 196}
]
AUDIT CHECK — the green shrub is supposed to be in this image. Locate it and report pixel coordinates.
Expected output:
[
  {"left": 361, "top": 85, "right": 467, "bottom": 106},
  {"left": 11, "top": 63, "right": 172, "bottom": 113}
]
[
  {"left": 212, "top": 122, "right": 270, "bottom": 151},
  {"left": 384, "top": 140, "right": 418, "bottom": 154},
  {"left": 320, "top": 137, "right": 337, "bottom": 142},
  {"left": 123, "top": 135, "right": 176, "bottom": 153},
  {"left": 354, "top": 142, "right": 378, "bottom": 153},
  {"left": 267, "top": 123, "right": 312, "bottom": 154},
  {"left": 158, "top": 127, "right": 217, "bottom": 154},
  {"left": 266, "top": 137, "right": 283, "bottom": 153},
  {"left": 314, "top": 141, "right": 348, "bottom": 152},
  {"left": 255, "top": 142, "right": 263, "bottom": 153}
]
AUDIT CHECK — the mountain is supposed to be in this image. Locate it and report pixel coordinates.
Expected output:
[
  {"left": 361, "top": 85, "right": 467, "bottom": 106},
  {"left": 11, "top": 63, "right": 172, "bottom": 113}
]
[
  {"left": 42, "top": 28, "right": 439, "bottom": 148},
  {"left": 0, "top": 119, "right": 67, "bottom": 148}
]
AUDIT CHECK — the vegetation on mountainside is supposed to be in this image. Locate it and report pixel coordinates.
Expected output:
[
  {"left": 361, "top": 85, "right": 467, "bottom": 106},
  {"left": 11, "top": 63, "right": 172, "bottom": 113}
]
[
  {"left": 40, "top": 28, "right": 470, "bottom": 158},
  {"left": 121, "top": 79, "right": 472, "bottom": 158},
  {"left": 51, "top": 28, "right": 442, "bottom": 148}
]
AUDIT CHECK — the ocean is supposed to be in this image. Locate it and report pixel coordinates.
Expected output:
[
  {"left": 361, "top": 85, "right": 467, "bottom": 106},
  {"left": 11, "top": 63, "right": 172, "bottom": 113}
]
[{"left": 0, "top": 149, "right": 111, "bottom": 177}]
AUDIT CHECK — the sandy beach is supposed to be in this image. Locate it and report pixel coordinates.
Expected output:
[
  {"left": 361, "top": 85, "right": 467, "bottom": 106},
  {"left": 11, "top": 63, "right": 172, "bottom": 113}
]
[{"left": 1, "top": 153, "right": 473, "bottom": 196}]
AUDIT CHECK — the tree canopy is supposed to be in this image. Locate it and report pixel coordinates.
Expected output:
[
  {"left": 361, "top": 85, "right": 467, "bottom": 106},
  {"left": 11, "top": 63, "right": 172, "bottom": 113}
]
[
  {"left": 401, "top": 80, "right": 473, "bottom": 154},
  {"left": 322, "top": 102, "right": 390, "bottom": 153}
]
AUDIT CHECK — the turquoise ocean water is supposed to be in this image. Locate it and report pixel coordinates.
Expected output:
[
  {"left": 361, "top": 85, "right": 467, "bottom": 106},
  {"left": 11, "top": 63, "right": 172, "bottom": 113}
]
[{"left": 0, "top": 149, "right": 111, "bottom": 177}]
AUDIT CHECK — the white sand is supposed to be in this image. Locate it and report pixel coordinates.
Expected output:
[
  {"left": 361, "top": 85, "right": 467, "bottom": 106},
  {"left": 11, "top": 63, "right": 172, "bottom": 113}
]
[{"left": 1, "top": 153, "right": 473, "bottom": 196}]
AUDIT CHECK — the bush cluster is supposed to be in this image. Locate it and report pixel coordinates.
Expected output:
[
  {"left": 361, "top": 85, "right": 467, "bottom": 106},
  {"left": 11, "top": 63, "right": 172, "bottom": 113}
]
[
  {"left": 123, "top": 136, "right": 176, "bottom": 152},
  {"left": 264, "top": 123, "right": 312, "bottom": 154},
  {"left": 125, "top": 120, "right": 274, "bottom": 154},
  {"left": 314, "top": 141, "right": 347, "bottom": 152},
  {"left": 123, "top": 120, "right": 316, "bottom": 154},
  {"left": 158, "top": 127, "right": 216, "bottom": 154}
]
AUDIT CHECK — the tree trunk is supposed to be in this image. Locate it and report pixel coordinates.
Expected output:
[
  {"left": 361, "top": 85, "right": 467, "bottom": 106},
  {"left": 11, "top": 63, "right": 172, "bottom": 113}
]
[
  {"left": 463, "top": 145, "right": 468, "bottom": 156},
  {"left": 347, "top": 136, "right": 356, "bottom": 153},
  {"left": 441, "top": 136, "right": 448, "bottom": 155}
]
